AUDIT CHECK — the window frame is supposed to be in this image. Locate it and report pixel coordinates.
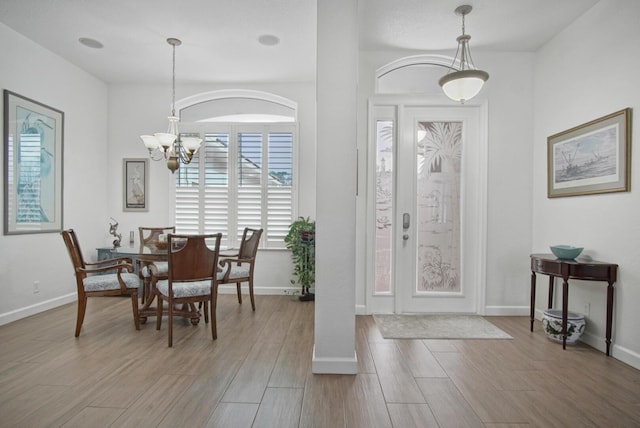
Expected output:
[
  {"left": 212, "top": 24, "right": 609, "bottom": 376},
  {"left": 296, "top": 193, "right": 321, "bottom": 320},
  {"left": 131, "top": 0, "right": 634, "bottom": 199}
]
[{"left": 171, "top": 122, "right": 298, "bottom": 250}]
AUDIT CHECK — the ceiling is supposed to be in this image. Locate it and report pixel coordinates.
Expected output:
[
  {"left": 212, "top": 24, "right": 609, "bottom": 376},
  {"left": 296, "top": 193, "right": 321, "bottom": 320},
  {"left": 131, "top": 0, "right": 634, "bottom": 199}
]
[{"left": 0, "top": 0, "right": 599, "bottom": 85}]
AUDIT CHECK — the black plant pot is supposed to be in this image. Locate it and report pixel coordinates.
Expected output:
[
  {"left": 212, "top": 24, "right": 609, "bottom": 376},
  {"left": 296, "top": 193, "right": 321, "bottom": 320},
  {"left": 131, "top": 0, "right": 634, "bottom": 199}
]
[{"left": 299, "top": 292, "right": 315, "bottom": 301}]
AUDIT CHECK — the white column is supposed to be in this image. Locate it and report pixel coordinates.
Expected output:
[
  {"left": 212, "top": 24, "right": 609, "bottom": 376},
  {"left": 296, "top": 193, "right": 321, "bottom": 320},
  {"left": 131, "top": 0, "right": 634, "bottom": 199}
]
[{"left": 312, "top": 0, "right": 358, "bottom": 374}]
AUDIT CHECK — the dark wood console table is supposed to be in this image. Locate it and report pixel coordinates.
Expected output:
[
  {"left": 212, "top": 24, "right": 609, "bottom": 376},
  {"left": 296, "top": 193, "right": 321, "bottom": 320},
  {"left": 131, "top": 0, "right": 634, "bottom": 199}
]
[{"left": 530, "top": 254, "right": 618, "bottom": 356}]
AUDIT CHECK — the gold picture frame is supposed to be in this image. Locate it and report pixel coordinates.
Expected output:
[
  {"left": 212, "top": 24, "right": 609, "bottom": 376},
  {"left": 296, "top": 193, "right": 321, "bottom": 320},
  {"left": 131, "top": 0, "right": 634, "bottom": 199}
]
[{"left": 547, "top": 108, "right": 632, "bottom": 198}]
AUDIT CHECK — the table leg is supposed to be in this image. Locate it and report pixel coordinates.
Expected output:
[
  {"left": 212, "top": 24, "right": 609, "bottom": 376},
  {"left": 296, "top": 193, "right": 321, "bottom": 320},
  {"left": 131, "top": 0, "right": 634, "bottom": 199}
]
[
  {"left": 547, "top": 276, "right": 555, "bottom": 309},
  {"left": 562, "top": 278, "right": 569, "bottom": 350},
  {"left": 606, "top": 282, "right": 614, "bottom": 356},
  {"left": 138, "top": 274, "right": 158, "bottom": 323},
  {"left": 530, "top": 271, "right": 536, "bottom": 331}
]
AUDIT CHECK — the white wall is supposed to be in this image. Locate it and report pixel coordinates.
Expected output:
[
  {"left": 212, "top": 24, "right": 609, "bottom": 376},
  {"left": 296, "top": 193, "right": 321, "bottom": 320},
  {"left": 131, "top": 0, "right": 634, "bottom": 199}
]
[
  {"left": 356, "top": 49, "right": 535, "bottom": 316},
  {"left": 0, "top": 23, "right": 109, "bottom": 323},
  {"left": 107, "top": 82, "right": 316, "bottom": 293},
  {"left": 532, "top": 0, "right": 640, "bottom": 368}
]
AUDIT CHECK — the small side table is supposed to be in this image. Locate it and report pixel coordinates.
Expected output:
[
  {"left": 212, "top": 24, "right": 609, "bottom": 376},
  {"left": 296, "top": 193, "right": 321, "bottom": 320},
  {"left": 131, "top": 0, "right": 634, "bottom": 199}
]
[
  {"left": 97, "top": 246, "right": 141, "bottom": 275},
  {"left": 530, "top": 253, "right": 618, "bottom": 356}
]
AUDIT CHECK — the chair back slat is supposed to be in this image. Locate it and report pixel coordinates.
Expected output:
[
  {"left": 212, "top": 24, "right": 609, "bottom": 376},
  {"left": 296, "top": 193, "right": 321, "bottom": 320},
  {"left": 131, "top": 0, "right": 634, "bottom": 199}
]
[
  {"left": 239, "top": 228, "right": 263, "bottom": 259},
  {"left": 168, "top": 234, "right": 221, "bottom": 282},
  {"left": 61, "top": 229, "right": 86, "bottom": 270},
  {"left": 139, "top": 226, "right": 175, "bottom": 251}
]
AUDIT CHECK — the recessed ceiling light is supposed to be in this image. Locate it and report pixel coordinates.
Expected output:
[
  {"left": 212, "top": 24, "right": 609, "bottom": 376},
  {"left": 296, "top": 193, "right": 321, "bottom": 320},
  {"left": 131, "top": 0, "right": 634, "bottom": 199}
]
[
  {"left": 258, "top": 34, "right": 280, "bottom": 46},
  {"left": 78, "top": 37, "right": 104, "bottom": 49}
]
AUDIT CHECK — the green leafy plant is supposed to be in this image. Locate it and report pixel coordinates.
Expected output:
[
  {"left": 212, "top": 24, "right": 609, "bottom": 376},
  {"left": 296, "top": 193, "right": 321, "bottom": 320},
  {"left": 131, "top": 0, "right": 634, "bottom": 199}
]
[{"left": 284, "top": 216, "right": 315, "bottom": 298}]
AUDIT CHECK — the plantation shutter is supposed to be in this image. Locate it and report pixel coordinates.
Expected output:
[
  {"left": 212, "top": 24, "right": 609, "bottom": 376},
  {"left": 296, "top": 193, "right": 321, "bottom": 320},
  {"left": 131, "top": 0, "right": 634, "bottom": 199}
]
[
  {"left": 174, "top": 124, "right": 294, "bottom": 249},
  {"left": 237, "top": 132, "right": 263, "bottom": 244},
  {"left": 174, "top": 137, "right": 202, "bottom": 235},
  {"left": 266, "top": 132, "right": 293, "bottom": 247},
  {"left": 203, "top": 134, "right": 230, "bottom": 245}
]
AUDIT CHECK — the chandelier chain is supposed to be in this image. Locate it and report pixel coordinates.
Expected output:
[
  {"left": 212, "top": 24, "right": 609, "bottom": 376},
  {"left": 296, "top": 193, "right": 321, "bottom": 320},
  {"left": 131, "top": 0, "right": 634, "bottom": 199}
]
[
  {"left": 171, "top": 42, "right": 176, "bottom": 117},
  {"left": 461, "top": 12, "right": 466, "bottom": 36}
]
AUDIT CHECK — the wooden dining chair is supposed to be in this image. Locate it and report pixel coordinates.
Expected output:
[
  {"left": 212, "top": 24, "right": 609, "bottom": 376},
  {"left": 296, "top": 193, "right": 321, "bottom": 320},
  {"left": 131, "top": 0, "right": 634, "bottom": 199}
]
[
  {"left": 218, "top": 227, "right": 263, "bottom": 311},
  {"left": 155, "top": 233, "right": 222, "bottom": 347},
  {"left": 61, "top": 229, "right": 140, "bottom": 337},
  {"left": 138, "top": 226, "right": 175, "bottom": 301}
]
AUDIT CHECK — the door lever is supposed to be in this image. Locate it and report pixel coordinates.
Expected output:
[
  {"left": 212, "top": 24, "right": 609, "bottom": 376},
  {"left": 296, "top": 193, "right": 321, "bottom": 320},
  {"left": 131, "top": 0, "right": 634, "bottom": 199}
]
[{"left": 402, "top": 213, "right": 410, "bottom": 229}]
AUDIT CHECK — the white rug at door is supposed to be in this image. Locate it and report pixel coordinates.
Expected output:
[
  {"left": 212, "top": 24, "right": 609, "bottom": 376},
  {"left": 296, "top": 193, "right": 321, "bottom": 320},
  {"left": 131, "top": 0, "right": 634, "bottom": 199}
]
[{"left": 373, "top": 314, "right": 513, "bottom": 340}]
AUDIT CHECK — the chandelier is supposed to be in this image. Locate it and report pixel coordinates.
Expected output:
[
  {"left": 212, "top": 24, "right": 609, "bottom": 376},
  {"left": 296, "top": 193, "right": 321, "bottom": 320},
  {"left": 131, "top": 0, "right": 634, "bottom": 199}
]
[
  {"left": 140, "top": 38, "right": 202, "bottom": 173},
  {"left": 438, "top": 5, "right": 489, "bottom": 104}
]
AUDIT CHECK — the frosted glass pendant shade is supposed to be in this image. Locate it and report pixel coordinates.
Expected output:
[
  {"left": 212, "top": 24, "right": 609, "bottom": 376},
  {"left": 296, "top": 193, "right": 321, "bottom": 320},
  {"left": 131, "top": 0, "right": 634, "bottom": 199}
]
[
  {"left": 181, "top": 136, "right": 203, "bottom": 152},
  {"left": 439, "top": 69, "right": 489, "bottom": 103},
  {"left": 154, "top": 133, "right": 177, "bottom": 148},
  {"left": 140, "top": 135, "right": 160, "bottom": 150}
]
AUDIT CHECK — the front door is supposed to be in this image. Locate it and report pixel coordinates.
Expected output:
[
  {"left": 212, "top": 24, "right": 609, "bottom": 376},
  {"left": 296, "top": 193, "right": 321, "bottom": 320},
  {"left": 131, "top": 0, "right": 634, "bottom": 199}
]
[{"left": 367, "top": 102, "right": 486, "bottom": 314}]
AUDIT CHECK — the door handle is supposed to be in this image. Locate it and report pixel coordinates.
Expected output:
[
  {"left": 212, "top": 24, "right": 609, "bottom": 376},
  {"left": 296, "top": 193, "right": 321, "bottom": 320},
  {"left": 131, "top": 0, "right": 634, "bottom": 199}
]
[{"left": 403, "top": 213, "right": 410, "bottom": 229}]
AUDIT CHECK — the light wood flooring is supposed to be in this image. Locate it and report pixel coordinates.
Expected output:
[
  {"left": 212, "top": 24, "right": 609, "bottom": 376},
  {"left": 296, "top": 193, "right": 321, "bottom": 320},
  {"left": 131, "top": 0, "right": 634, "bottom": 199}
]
[{"left": 1, "top": 294, "right": 639, "bottom": 427}]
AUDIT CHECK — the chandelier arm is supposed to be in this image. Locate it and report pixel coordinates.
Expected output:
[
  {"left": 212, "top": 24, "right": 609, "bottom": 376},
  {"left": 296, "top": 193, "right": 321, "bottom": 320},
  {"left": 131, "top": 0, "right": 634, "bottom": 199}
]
[
  {"left": 176, "top": 145, "right": 194, "bottom": 164},
  {"left": 148, "top": 148, "right": 165, "bottom": 161},
  {"left": 449, "top": 41, "right": 463, "bottom": 71}
]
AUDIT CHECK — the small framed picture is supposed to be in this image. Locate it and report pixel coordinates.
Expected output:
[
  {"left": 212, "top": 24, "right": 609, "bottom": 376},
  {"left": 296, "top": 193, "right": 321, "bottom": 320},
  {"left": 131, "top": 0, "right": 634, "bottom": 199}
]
[
  {"left": 547, "top": 108, "right": 632, "bottom": 198},
  {"left": 123, "top": 158, "right": 148, "bottom": 211}
]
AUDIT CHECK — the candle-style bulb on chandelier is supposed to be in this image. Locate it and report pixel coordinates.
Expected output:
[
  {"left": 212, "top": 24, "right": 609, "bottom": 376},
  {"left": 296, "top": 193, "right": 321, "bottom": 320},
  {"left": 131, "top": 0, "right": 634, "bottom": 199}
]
[
  {"left": 438, "top": 5, "right": 489, "bottom": 104},
  {"left": 140, "top": 37, "right": 202, "bottom": 173}
]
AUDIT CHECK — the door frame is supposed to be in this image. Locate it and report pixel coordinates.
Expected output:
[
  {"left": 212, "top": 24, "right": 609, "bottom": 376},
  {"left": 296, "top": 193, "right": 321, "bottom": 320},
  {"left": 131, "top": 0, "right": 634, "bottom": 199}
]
[{"left": 364, "top": 96, "right": 489, "bottom": 315}]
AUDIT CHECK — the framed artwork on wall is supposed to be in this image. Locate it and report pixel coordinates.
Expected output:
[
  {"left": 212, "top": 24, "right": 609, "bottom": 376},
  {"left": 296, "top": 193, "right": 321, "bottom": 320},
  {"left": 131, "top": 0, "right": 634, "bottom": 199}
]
[
  {"left": 123, "top": 158, "right": 148, "bottom": 212},
  {"left": 547, "top": 108, "right": 632, "bottom": 198},
  {"left": 3, "top": 90, "right": 64, "bottom": 235}
]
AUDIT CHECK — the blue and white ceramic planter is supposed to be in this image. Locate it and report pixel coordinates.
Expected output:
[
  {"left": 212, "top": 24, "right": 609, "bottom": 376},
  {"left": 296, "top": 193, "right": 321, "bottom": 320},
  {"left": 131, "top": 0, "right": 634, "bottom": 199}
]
[{"left": 542, "top": 309, "right": 586, "bottom": 344}]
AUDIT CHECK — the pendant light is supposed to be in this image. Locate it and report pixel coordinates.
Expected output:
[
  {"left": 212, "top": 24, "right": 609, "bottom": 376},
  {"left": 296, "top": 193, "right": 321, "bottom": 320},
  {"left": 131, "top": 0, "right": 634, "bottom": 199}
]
[
  {"left": 140, "top": 38, "right": 202, "bottom": 173},
  {"left": 439, "top": 5, "right": 489, "bottom": 103}
]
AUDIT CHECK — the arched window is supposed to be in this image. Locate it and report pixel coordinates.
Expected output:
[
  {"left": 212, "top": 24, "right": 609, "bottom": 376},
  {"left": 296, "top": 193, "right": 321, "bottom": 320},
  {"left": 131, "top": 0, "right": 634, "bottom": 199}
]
[
  {"left": 375, "top": 54, "right": 455, "bottom": 96},
  {"left": 174, "top": 90, "right": 298, "bottom": 249}
]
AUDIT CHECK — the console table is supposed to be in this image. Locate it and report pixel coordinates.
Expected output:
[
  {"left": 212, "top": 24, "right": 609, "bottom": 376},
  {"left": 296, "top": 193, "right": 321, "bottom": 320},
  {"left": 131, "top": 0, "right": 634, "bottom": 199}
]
[
  {"left": 530, "top": 254, "right": 618, "bottom": 356},
  {"left": 97, "top": 246, "right": 141, "bottom": 274}
]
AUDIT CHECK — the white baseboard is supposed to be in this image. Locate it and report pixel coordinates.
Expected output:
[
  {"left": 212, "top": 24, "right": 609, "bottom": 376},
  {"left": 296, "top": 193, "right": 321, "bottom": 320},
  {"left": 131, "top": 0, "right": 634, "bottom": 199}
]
[
  {"left": 609, "top": 343, "right": 640, "bottom": 370},
  {"left": 217, "top": 285, "right": 301, "bottom": 295},
  {"left": 0, "top": 293, "right": 77, "bottom": 326},
  {"left": 355, "top": 304, "right": 366, "bottom": 315},
  {"left": 311, "top": 345, "right": 358, "bottom": 374}
]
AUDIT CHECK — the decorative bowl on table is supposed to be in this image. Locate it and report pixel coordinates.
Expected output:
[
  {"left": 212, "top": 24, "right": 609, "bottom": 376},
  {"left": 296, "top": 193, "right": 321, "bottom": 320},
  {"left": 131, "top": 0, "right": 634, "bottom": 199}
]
[
  {"left": 550, "top": 245, "right": 583, "bottom": 260},
  {"left": 153, "top": 240, "right": 168, "bottom": 250}
]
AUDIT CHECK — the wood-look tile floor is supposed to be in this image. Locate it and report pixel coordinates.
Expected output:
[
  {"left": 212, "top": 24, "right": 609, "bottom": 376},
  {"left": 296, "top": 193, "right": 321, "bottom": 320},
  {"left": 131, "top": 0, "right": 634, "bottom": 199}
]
[{"left": 1, "top": 295, "right": 639, "bottom": 427}]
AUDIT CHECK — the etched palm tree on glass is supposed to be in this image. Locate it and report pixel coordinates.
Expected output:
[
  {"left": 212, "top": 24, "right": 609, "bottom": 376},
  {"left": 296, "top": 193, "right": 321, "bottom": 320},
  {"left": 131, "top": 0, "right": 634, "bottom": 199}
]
[{"left": 416, "top": 121, "right": 462, "bottom": 292}]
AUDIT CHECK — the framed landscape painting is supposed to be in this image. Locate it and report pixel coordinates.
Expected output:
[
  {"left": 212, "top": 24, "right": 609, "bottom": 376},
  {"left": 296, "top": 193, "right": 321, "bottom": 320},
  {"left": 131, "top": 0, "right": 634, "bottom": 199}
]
[
  {"left": 547, "top": 108, "right": 632, "bottom": 198},
  {"left": 3, "top": 90, "right": 64, "bottom": 235}
]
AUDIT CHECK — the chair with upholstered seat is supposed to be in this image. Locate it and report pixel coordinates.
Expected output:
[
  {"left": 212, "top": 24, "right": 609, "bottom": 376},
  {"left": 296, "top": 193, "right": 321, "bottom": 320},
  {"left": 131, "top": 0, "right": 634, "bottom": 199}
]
[
  {"left": 138, "top": 226, "right": 175, "bottom": 302},
  {"left": 218, "top": 227, "right": 263, "bottom": 311},
  {"left": 155, "top": 233, "right": 222, "bottom": 347},
  {"left": 61, "top": 229, "right": 140, "bottom": 337}
]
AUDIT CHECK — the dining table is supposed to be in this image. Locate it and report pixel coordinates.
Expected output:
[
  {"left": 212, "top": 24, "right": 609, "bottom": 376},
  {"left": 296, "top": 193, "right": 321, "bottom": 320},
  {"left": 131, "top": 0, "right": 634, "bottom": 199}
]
[{"left": 98, "top": 243, "right": 203, "bottom": 325}]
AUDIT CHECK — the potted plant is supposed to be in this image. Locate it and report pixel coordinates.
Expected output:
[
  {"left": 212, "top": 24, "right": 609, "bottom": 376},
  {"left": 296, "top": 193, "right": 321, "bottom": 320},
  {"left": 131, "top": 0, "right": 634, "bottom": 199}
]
[{"left": 284, "top": 216, "right": 315, "bottom": 301}]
